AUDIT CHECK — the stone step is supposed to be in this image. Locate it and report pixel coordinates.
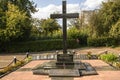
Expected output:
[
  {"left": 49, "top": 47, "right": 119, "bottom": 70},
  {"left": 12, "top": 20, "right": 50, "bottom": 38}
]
[{"left": 49, "top": 69, "right": 80, "bottom": 77}]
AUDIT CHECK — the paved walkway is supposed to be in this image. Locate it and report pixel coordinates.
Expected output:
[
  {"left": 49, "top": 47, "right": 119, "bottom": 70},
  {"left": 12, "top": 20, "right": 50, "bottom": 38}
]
[{"left": 1, "top": 60, "right": 120, "bottom": 80}]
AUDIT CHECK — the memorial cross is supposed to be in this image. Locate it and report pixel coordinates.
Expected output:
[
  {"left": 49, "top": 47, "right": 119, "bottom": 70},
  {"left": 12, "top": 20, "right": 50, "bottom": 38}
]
[{"left": 50, "top": 0, "right": 79, "bottom": 54}]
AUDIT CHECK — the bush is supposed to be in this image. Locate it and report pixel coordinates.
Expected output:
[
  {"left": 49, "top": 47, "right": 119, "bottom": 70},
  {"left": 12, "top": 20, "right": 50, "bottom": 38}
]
[
  {"left": 25, "top": 56, "right": 32, "bottom": 62},
  {"left": 87, "top": 51, "right": 92, "bottom": 59},
  {"left": 99, "top": 53, "right": 117, "bottom": 62},
  {"left": 110, "top": 20, "right": 120, "bottom": 38},
  {"left": 87, "top": 37, "right": 117, "bottom": 47},
  {"left": 113, "top": 62, "right": 120, "bottom": 68},
  {"left": 67, "top": 27, "right": 88, "bottom": 46},
  {"left": 5, "top": 39, "right": 80, "bottom": 53}
]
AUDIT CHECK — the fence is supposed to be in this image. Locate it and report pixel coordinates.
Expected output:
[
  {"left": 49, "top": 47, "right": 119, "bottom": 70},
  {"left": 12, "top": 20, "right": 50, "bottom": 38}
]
[{"left": 0, "top": 52, "right": 30, "bottom": 70}]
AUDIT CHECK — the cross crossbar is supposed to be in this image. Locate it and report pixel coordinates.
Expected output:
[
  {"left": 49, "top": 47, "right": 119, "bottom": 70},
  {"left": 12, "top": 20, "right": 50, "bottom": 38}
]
[{"left": 50, "top": 13, "right": 79, "bottom": 19}]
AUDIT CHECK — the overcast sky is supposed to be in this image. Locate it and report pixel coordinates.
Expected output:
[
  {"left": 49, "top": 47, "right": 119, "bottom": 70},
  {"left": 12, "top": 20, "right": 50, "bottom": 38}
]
[{"left": 31, "top": 0, "right": 105, "bottom": 19}]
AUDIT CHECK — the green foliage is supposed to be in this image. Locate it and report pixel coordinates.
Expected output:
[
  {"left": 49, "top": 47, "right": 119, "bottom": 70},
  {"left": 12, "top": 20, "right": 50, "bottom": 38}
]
[
  {"left": 4, "top": 39, "right": 79, "bottom": 53},
  {"left": 5, "top": 2, "right": 28, "bottom": 39},
  {"left": 40, "top": 18, "right": 61, "bottom": 36},
  {"left": 0, "top": 0, "right": 37, "bottom": 43},
  {"left": 88, "top": 0, "right": 120, "bottom": 37},
  {"left": 31, "top": 18, "right": 61, "bottom": 39},
  {"left": 87, "top": 37, "right": 117, "bottom": 47},
  {"left": 51, "top": 30, "right": 62, "bottom": 39},
  {"left": 25, "top": 56, "right": 32, "bottom": 62},
  {"left": 68, "top": 18, "right": 81, "bottom": 29},
  {"left": 110, "top": 19, "right": 120, "bottom": 38},
  {"left": 0, "top": 2, "right": 32, "bottom": 52},
  {"left": 87, "top": 51, "right": 92, "bottom": 59},
  {"left": 67, "top": 27, "right": 80, "bottom": 39},
  {"left": 89, "top": 11, "right": 104, "bottom": 37},
  {"left": 0, "top": 60, "right": 25, "bottom": 75},
  {"left": 99, "top": 53, "right": 117, "bottom": 62},
  {"left": 113, "top": 62, "right": 120, "bottom": 69},
  {"left": 67, "top": 27, "right": 88, "bottom": 46}
]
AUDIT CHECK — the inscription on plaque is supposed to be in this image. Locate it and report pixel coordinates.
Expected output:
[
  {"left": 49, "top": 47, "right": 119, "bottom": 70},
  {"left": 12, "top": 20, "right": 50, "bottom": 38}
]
[{"left": 57, "top": 54, "right": 73, "bottom": 62}]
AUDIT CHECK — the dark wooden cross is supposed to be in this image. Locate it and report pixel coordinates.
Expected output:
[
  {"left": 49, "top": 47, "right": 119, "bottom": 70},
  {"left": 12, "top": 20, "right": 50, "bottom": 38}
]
[{"left": 50, "top": 0, "right": 79, "bottom": 54}]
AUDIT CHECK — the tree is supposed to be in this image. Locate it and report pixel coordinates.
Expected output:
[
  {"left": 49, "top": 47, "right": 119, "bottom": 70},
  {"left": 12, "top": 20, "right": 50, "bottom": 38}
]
[
  {"left": 0, "top": 0, "right": 37, "bottom": 17},
  {"left": 110, "top": 20, "right": 120, "bottom": 38},
  {"left": 68, "top": 19, "right": 81, "bottom": 29},
  {"left": 5, "top": 2, "right": 28, "bottom": 40},
  {"left": 11, "top": 0, "right": 37, "bottom": 40},
  {"left": 0, "top": 2, "right": 29, "bottom": 42},
  {"left": 99, "top": 0, "right": 120, "bottom": 35},
  {"left": 0, "top": 7, "right": 6, "bottom": 29},
  {"left": 12, "top": 0, "right": 37, "bottom": 17},
  {"left": 40, "top": 18, "right": 61, "bottom": 36},
  {"left": 31, "top": 18, "right": 43, "bottom": 38},
  {"left": 89, "top": 10, "right": 104, "bottom": 37},
  {"left": 0, "top": 0, "right": 37, "bottom": 41},
  {"left": 89, "top": 0, "right": 120, "bottom": 37}
]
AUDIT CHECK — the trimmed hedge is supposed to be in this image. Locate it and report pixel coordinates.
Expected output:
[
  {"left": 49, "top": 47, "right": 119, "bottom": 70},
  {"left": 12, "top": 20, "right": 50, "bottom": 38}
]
[
  {"left": 87, "top": 37, "right": 118, "bottom": 47},
  {"left": 6, "top": 39, "right": 80, "bottom": 53}
]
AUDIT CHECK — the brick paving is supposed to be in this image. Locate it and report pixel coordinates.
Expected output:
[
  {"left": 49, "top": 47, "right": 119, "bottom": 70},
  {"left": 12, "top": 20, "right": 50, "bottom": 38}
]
[{"left": 1, "top": 60, "right": 120, "bottom": 80}]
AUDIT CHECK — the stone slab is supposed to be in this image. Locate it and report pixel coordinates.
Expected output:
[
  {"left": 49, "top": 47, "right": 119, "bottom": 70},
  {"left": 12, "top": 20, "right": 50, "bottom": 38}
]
[
  {"left": 33, "top": 69, "right": 49, "bottom": 75},
  {"left": 49, "top": 69, "right": 80, "bottom": 77},
  {"left": 51, "top": 77, "right": 74, "bottom": 80},
  {"left": 74, "top": 61, "right": 86, "bottom": 70},
  {"left": 81, "top": 70, "right": 98, "bottom": 76}
]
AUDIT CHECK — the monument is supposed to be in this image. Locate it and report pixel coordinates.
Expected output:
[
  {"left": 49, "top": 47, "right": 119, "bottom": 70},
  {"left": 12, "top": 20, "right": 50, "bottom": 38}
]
[
  {"left": 50, "top": 0, "right": 79, "bottom": 66},
  {"left": 32, "top": 0, "right": 97, "bottom": 77}
]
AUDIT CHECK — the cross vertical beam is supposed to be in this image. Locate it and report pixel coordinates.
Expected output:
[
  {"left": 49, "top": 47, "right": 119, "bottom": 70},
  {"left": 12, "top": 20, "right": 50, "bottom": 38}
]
[{"left": 62, "top": 1, "right": 67, "bottom": 54}]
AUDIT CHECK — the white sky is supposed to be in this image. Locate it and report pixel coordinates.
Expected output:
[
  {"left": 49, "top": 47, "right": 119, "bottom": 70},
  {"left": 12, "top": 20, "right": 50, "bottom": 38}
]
[{"left": 31, "top": 0, "right": 105, "bottom": 19}]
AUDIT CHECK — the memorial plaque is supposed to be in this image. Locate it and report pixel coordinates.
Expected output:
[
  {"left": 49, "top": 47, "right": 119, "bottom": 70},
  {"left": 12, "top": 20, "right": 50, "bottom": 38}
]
[{"left": 57, "top": 54, "right": 73, "bottom": 62}]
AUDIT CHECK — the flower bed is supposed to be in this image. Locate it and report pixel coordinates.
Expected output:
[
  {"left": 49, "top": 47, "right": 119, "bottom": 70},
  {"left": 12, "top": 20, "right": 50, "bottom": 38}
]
[{"left": 99, "top": 53, "right": 120, "bottom": 69}]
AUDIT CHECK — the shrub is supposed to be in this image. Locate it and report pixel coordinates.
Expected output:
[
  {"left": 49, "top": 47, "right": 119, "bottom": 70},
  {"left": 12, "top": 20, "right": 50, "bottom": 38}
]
[
  {"left": 99, "top": 53, "right": 117, "bottom": 62},
  {"left": 87, "top": 51, "right": 92, "bottom": 59},
  {"left": 5, "top": 39, "right": 80, "bottom": 53},
  {"left": 110, "top": 20, "right": 120, "bottom": 38},
  {"left": 25, "top": 56, "right": 32, "bottom": 62},
  {"left": 113, "top": 62, "right": 120, "bottom": 68},
  {"left": 87, "top": 37, "right": 117, "bottom": 47},
  {"left": 67, "top": 27, "right": 88, "bottom": 46}
]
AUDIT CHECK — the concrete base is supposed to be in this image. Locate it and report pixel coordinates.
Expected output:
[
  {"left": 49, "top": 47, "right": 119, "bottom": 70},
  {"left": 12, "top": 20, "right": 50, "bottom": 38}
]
[
  {"left": 49, "top": 69, "right": 80, "bottom": 77},
  {"left": 32, "top": 61, "right": 97, "bottom": 77}
]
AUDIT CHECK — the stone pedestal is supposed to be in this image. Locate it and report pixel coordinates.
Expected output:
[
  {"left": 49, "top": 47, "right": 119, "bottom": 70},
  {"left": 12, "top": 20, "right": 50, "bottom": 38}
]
[
  {"left": 57, "top": 54, "right": 73, "bottom": 62},
  {"left": 56, "top": 54, "right": 74, "bottom": 69}
]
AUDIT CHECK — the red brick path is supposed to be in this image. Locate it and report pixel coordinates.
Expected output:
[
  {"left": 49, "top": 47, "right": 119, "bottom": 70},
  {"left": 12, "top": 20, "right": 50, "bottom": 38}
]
[{"left": 1, "top": 60, "right": 120, "bottom": 80}]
